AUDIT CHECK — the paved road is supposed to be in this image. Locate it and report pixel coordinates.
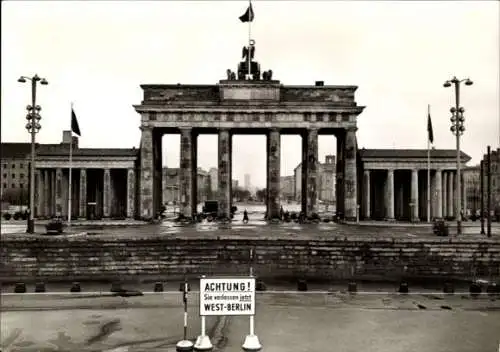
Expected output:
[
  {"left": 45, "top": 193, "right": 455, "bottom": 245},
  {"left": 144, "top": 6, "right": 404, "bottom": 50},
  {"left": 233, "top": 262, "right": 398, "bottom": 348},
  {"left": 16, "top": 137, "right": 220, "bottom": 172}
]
[
  {"left": 1, "top": 220, "right": 498, "bottom": 240},
  {"left": 2, "top": 286, "right": 499, "bottom": 352}
]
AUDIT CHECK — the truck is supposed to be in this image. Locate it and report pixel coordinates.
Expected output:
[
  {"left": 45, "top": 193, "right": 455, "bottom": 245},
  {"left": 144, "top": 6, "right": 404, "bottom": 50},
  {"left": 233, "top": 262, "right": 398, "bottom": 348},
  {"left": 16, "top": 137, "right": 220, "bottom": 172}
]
[{"left": 201, "top": 200, "right": 237, "bottom": 220}]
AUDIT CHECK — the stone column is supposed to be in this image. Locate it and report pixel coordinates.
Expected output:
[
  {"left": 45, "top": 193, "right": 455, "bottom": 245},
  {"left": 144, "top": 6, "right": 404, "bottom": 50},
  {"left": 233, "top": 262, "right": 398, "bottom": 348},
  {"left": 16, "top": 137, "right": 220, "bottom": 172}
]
[
  {"left": 448, "top": 171, "right": 454, "bottom": 217},
  {"left": 61, "top": 170, "right": 69, "bottom": 218},
  {"left": 51, "top": 170, "right": 56, "bottom": 216},
  {"left": 192, "top": 131, "right": 199, "bottom": 216},
  {"left": 385, "top": 169, "right": 395, "bottom": 220},
  {"left": 344, "top": 128, "right": 357, "bottom": 221},
  {"left": 435, "top": 169, "right": 442, "bottom": 218},
  {"left": 335, "top": 134, "right": 345, "bottom": 218},
  {"left": 304, "top": 129, "right": 318, "bottom": 216},
  {"left": 300, "top": 134, "right": 306, "bottom": 213},
  {"left": 267, "top": 128, "right": 281, "bottom": 219},
  {"left": 42, "top": 169, "right": 47, "bottom": 218},
  {"left": 103, "top": 168, "right": 111, "bottom": 218},
  {"left": 462, "top": 173, "right": 467, "bottom": 216},
  {"left": 180, "top": 128, "right": 195, "bottom": 219},
  {"left": 43, "top": 170, "right": 50, "bottom": 217},
  {"left": 79, "top": 169, "right": 87, "bottom": 219},
  {"left": 443, "top": 171, "right": 448, "bottom": 217},
  {"left": 153, "top": 130, "right": 163, "bottom": 217},
  {"left": 228, "top": 133, "right": 232, "bottom": 215},
  {"left": 55, "top": 168, "right": 63, "bottom": 216},
  {"left": 411, "top": 169, "right": 419, "bottom": 221},
  {"left": 35, "top": 169, "right": 42, "bottom": 217},
  {"left": 396, "top": 182, "right": 404, "bottom": 220},
  {"left": 109, "top": 170, "right": 115, "bottom": 217},
  {"left": 47, "top": 170, "right": 52, "bottom": 216},
  {"left": 127, "top": 168, "right": 136, "bottom": 218},
  {"left": 217, "top": 128, "right": 231, "bottom": 219},
  {"left": 363, "top": 169, "right": 371, "bottom": 219},
  {"left": 453, "top": 171, "right": 458, "bottom": 218},
  {"left": 139, "top": 126, "right": 154, "bottom": 220}
]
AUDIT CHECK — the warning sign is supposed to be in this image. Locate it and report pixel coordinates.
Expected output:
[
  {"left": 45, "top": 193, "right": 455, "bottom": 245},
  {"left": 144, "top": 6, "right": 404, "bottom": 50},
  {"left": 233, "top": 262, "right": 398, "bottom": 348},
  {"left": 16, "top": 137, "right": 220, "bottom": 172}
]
[{"left": 199, "top": 277, "right": 255, "bottom": 316}]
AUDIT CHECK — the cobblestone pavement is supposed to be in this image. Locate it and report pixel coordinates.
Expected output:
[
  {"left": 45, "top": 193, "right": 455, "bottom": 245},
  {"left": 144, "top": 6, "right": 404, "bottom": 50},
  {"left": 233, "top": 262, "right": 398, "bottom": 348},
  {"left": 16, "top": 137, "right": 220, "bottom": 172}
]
[{"left": 2, "top": 285, "right": 499, "bottom": 352}]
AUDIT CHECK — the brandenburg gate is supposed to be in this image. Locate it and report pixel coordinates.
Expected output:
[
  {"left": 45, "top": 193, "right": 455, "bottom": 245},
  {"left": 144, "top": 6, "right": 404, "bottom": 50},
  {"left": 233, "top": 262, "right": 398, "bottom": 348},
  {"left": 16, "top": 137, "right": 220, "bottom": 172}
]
[{"left": 134, "top": 46, "right": 365, "bottom": 221}]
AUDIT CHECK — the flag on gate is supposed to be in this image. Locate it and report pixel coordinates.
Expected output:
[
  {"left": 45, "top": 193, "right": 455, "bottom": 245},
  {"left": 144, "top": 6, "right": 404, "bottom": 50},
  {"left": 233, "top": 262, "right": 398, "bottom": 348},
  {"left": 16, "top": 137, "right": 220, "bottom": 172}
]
[
  {"left": 239, "top": 2, "right": 254, "bottom": 22},
  {"left": 71, "top": 108, "right": 81, "bottom": 136}
]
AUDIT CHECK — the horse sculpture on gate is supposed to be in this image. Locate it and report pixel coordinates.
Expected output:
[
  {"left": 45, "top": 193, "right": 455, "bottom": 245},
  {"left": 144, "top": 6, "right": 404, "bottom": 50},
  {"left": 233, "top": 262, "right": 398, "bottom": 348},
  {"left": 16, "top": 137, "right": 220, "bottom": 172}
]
[{"left": 225, "top": 40, "right": 273, "bottom": 81}]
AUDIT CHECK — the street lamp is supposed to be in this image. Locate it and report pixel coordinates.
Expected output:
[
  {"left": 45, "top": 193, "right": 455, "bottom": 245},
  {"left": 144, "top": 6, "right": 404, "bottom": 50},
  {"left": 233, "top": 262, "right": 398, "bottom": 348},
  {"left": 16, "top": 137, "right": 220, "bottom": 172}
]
[
  {"left": 18, "top": 74, "right": 48, "bottom": 233},
  {"left": 443, "top": 76, "right": 473, "bottom": 235}
]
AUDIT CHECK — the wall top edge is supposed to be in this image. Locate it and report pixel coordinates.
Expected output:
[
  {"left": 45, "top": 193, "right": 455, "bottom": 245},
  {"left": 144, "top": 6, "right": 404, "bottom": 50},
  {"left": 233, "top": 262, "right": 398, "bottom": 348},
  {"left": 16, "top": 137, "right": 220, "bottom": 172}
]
[{"left": 1, "top": 237, "right": 499, "bottom": 244}]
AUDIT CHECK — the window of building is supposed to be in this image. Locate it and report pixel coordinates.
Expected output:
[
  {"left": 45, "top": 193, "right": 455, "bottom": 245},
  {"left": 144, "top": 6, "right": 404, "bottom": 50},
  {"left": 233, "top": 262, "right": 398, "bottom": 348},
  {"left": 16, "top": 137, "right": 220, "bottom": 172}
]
[
  {"left": 11, "top": 183, "right": 15, "bottom": 188},
  {"left": 12, "top": 164, "right": 15, "bottom": 169},
  {"left": 12, "top": 174, "right": 15, "bottom": 178},
  {"left": 20, "top": 164, "right": 24, "bottom": 169},
  {"left": 20, "top": 173, "right": 24, "bottom": 178},
  {"left": 2, "top": 173, "right": 6, "bottom": 178},
  {"left": 3, "top": 164, "right": 6, "bottom": 169},
  {"left": 20, "top": 183, "right": 23, "bottom": 189},
  {"left": 2, "top": 183, "right": 6, "bottom": 188}
]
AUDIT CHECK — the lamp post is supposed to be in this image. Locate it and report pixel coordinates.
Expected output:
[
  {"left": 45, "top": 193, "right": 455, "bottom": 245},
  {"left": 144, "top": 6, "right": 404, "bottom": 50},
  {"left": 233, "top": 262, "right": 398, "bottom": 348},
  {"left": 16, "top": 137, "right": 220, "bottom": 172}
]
[
  {"left": 443, "top": 76, "right": 473, "bottom": 235},
  {"left": 18, "top": 74, "right": 48, "bottom": 234}
]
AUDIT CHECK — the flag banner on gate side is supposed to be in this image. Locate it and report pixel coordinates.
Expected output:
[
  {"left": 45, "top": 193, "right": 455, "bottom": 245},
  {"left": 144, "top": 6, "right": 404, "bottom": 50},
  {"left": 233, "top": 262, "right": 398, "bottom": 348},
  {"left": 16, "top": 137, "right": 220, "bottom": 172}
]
[
  {"left": 427, "top": 112, "right": 434, "bottom": 144},
  {"left": 199, "top": 277, "right": 255, "bottom": 316},
  {"left": 71, "top": 108, "right": 81, "bottom": 136}
]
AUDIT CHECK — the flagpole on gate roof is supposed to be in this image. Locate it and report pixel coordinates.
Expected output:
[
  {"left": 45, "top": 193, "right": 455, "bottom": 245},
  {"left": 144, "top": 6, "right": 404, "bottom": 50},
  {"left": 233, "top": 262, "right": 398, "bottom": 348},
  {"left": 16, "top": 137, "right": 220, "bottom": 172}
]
[
  {"left": 248, "top": 0, "right": 252, "bottom": 78},
  {"left": 427, "top": 104, "right": 432, "bottom": 223},
  {"left": 68, "top": 102, "right": 74, "bottom": 227}
]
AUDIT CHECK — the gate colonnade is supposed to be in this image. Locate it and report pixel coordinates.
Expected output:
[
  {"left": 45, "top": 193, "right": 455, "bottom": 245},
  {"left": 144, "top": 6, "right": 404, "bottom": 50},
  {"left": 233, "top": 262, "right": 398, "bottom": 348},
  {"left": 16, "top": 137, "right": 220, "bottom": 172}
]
[{"left": 134, "top": 79, "right": 365, "bottom": 221}]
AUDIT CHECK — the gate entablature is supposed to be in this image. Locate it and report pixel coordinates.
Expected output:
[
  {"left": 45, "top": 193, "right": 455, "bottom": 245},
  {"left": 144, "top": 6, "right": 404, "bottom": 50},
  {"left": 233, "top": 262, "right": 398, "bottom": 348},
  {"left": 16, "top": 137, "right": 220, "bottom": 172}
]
[{"left": 134, "top": 83, "right": 365, "bottom": 130}]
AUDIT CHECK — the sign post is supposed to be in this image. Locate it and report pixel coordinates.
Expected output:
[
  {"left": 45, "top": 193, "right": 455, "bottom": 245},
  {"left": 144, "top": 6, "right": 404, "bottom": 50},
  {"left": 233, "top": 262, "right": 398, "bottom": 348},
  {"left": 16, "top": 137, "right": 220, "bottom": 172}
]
[
  {"left": 177, "top": 277, "right": 194, "bottom": 351},
  {"left": 194, "top": 275, "right": 213, "bottom": 351},
  {"left": 242, "top": 248, "right": 261, "bottom": 351}
]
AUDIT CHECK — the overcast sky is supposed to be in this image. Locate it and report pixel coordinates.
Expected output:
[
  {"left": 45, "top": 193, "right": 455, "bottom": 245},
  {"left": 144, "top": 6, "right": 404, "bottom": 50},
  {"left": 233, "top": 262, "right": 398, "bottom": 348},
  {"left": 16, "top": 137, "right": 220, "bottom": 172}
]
[{"left": 2, "top": 1, "right": 499, "bottom": 188}]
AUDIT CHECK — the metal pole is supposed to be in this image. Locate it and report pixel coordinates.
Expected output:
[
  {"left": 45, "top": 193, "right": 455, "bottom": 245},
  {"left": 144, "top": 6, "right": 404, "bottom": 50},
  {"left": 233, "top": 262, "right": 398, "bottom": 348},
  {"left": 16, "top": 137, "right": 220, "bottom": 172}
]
[
  {"left": 200, "top": 315, "right": 206, "bottom": 337},
  {"left": 193, "top": 275, "right": 211, "bottom": 351},
  {"left": 249, "top": 247, "right": 254, "bottom": 334},
  {"left": 249, "top": 247, "right": 254, "bottom": 277},
  {"left": 487, "top": 146, "right": 491, "bottom": 237},
  {"left": 243, "top": 247, "right": 261, "bottom": 351},
  {"left": 183, "top": 278, "right": 188, "bottom": 341},
  {"left": 455, "top": 81, "right": 462, "bottom": 235},
  {"left": 247, "top": 0, "right": 252, "bottom": 79},
  {"left": 427, "top": 140, "right": 431, "bottom": 222},
  {"left": 68, "top": 105, "right": 73, "bottom": 227},
  {"left": 427, "top": 105, "right": 431, "bottom": 223},
  {"left": 480, "top": 160, "right": 485, "bottom": 234},
  {"left": 27, "top": 79, "right": 37, "bottom": 234}
]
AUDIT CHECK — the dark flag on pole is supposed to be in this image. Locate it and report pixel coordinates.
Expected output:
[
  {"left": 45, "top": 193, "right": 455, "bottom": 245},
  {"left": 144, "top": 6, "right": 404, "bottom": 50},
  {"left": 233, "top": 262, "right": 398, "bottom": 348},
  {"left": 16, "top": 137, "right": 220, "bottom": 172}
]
[
  {"left": 71, "top": 108, "right": 81, "bottom": 136},
  {"left": 427, "top": 111, "right": 434, "bottom": 144},
  {"left": 239, "top": 2, "right": 254, "bottom": 23}
]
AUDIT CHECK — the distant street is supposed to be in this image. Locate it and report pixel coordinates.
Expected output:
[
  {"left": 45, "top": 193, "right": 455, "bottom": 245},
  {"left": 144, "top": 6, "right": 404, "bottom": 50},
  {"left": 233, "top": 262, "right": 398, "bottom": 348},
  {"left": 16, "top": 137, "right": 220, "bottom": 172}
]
[{"left": 2, "top": 286, "right": 499, "bottom": 352}]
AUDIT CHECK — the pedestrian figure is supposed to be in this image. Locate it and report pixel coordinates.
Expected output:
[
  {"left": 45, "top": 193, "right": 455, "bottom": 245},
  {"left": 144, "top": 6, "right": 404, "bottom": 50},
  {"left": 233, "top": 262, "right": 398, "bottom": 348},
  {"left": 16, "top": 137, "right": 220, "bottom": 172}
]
[
  {"left": 298, "top": 211, "right": 305, "bottom": 223},
  {"left": 284, "top": 211, "right": 290, "bottom": 221},
  {"left": 243, "top": 209, "right": 249, "bottom": 224}
]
